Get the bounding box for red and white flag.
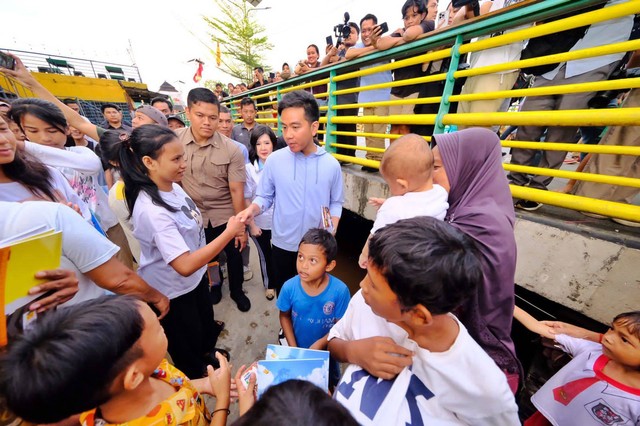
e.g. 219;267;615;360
193;62;203;83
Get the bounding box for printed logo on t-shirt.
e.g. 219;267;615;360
587;400;627;425
336;367;435;424
323;301;335;316
181;197;203;228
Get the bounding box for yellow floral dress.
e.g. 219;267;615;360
80;360;210;426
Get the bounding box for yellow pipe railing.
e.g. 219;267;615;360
451;77;640;103
332;130;431;142
279;78;330;94
460;0;640;55
333;96;442;110
510;186;640;222
330;142;385;154
332;154;381;169
503;164;640;188
443;109;640;127
502;141;640;156
334;48;453;82
457;39;640;80
332;72;446;96
331;114;437;125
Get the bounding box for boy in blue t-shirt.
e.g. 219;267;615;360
277;228;351;354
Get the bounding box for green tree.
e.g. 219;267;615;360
204;0;273;83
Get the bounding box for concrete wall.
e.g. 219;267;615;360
342;167;389;222
514;219;640;324
341;167;640;324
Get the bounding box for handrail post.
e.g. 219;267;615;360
276;85;282;134
324;69;338;153
434;34;464;134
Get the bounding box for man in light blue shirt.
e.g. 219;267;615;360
346;14;393;170
237;90;344;294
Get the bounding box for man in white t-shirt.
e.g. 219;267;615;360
329;217;519;425
0;201;168;315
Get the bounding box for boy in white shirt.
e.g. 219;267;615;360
359;133;448;268
329;217;519;425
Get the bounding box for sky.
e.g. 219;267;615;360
0;0;446;97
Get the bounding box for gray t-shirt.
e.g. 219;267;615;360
133;184;206;299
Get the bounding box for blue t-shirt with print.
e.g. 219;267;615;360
276;274;351;348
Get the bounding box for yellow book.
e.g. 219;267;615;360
0;247;9;346
1;229;62;315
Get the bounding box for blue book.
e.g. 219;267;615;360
257;345;330;397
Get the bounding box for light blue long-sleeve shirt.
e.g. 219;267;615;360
254;145;344;251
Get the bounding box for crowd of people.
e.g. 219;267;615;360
0;0;639;425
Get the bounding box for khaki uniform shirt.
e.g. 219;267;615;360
176;127;245;228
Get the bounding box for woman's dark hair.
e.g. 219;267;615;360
232;380;358;426
9;98;74;146
248;124;278;164
402;0;427;17
282;62;290;70
307;44;320;56
100;125;179;216
0;114;57;201
0;295;145;424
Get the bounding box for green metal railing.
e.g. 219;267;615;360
224;0;640;223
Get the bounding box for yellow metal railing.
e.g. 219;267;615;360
224;0;640;223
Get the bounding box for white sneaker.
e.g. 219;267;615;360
243;266;253;280
612;217;640;228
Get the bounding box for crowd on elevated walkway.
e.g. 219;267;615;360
0;0;639;425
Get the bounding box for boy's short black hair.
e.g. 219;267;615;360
369;216;482;315
240;97;256;109
100;103;121;113
0;296;145;424
232;380;358;426
278;90;320;124
187;87;219;108
613;311;640;340
360;14;378;26
402;0;427;17
62;98;79;106
151;96;173;110
348;22;360;35
299;228;338;263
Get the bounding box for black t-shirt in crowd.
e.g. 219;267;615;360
390;20;435;98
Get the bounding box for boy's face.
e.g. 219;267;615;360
281;107;318;155
360;263;404;322
136;302;168;374
297;243;334;284
602;320;640;369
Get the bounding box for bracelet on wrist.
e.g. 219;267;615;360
211;408;230;416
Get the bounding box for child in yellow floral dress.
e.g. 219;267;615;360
0;295;231;426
